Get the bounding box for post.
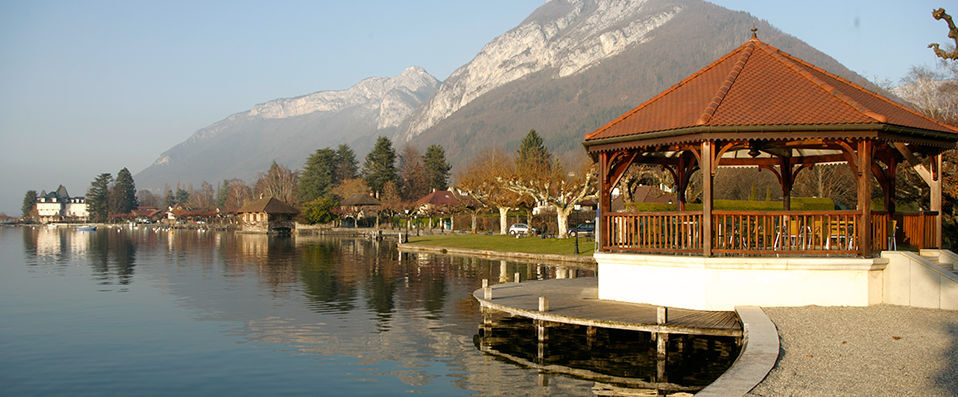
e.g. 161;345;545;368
482;279;488;289
483;287;492;300
858;140;873;256
598;152;612;251
701;141;714;256
536;320;548;342
657;306;668;325
932;153;943;248
538;296;549;312
514;272;520;283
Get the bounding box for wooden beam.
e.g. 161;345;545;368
893;142;935;185
858;141;873;256
701;141;714;257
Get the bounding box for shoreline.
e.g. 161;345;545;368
396;242;597;268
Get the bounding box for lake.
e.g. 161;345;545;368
0;226;736;395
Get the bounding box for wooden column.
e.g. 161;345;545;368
599;152;612;251
857;141;873;256
701;141;714;257
932;153;943;248
780;157;794;211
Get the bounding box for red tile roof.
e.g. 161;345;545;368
585;36;958;142
416;190;461;207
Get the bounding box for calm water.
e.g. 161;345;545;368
1;226;735;396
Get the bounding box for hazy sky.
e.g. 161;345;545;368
0;0;951;215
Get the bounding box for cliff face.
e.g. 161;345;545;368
397;0;681;143
136;67;438;189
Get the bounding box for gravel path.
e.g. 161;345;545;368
747;305;958;397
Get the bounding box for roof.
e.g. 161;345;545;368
584;35;958;145
340;193;380;207
237;197;298;214
632;185;672;204
416;190;460;207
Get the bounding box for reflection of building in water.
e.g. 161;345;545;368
36;229;62;258
238;233;270;260
65;230;89;255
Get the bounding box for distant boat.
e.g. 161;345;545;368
76;226;97;231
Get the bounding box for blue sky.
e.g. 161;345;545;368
0;0;951;214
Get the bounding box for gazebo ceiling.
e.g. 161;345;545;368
584;33;958;151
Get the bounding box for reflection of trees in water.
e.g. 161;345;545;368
87;230;137;286
299;242;356;313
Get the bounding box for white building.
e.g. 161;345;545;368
35;185;88;223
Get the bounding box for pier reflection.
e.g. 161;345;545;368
475;313;739;395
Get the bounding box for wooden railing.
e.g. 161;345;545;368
871;211;938;251
712;210;859;255
602;211;702;253
602;210;938;256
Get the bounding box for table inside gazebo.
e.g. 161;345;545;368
602;210;938;256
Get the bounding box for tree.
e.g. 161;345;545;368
516;129;551;171
224;179;254;211
188;181;215;210
86;173;113;222
137;189;159;209
456;148;525;235
21;190;37;219
334;144;359;183
302;195;339;224
422;144;451;191
398;144;430;200
174;188;189;206
255;161;299;206
331;178;370;201
216;180;229;209
503;155;597;238
930;8;958;60
299;148;337;203
362;136;399;196
110;167;138;215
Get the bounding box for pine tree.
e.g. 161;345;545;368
362;136;399;195
334;144;359;184
110;167;138;215
216;180;229;209
299;148;337;203
516;129;551;171
422;144;451;191
86;173;113;222
21;190;37;219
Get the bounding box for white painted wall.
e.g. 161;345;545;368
881;251;958;310
596;253;886;311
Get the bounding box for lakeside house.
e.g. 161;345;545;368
583;32;958;310
35;185;88;223
237;197;298;234
339;193;381;227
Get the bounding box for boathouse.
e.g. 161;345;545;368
583;32;958;310
237;197;298;234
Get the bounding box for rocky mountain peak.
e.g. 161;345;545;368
397;0;681;142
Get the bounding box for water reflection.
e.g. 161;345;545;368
475;314;740;395
13;227;740;395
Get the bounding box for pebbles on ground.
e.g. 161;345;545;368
747;305;958;396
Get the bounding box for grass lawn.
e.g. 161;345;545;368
406;234;596;256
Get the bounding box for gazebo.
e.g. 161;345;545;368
582;32;958;310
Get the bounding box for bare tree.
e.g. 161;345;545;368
456;148;524;235
503;156;598;238
225;179;253;212
617;163;670;203
255;162;299;206
398;144;431;201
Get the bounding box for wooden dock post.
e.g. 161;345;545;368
657;306;668;325
656;307;668;360
481;279;488;289
514;272;520;283
586;326;596;349
536;320;548;343
538;296;549;312
483;287;492;300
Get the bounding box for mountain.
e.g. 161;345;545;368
135;66;439;190
139;0;880;191
399;0;879;166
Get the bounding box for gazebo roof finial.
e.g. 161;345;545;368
750;26;758;40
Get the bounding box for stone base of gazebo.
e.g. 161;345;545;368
596;253;887;311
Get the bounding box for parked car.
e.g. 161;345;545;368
508;223;538;236
569;222;595;237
